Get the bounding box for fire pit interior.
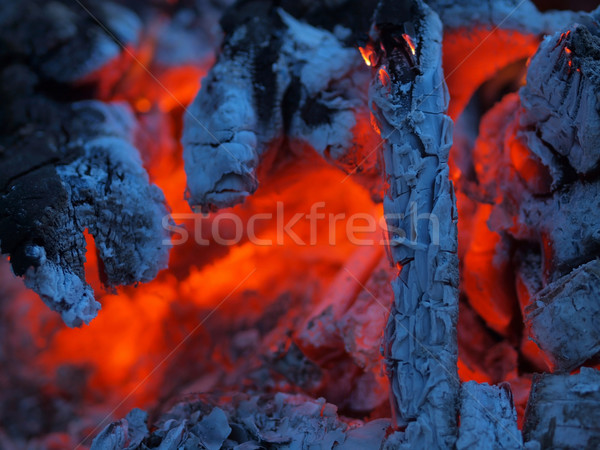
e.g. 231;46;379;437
1;0;600;448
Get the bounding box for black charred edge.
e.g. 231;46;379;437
222;0;380;48
221;6;285;127
370;0;424;85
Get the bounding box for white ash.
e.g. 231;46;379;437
91;408;149;450
182;7;380;211
92;393;391;449
368;0;459;447
56;101;170;287
0;89;170;326
456;382;522;450
278;11;374;161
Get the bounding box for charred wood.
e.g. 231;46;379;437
525;259;600;372
0;65;170;326
456;381;522;450
523;368;600;448
368;0;459;446
92;393;391;449
182;2;383;212
520;25;600;185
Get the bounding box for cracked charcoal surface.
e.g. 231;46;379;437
368;1;459;447
525;259;600;372
520;25;600;183
478;23;600;280
457;382;522;450
91;393;390;449
0;56;170;325
466;19;600;380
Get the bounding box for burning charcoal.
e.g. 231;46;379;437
428;0;598;34
90;408;148;450
368;0;459;446
456;381;522;450
525;259;600;372
297;245;384;358
0;0;141;84
182;3;382;211
97;393;390;449
523;367;600;448
428;0;599;121
520;25;600;183
518;180;600;278
0;66;170;326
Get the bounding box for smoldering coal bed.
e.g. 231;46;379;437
1;0;600;449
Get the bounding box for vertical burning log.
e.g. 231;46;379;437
456;382;522;450
368;0;459;446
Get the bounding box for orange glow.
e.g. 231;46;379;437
37;32;389;417
462;204;516;335
443;27;540;119
40;154;384;415
135;97;152;113
359;46;373;66
378;67;390;87
402;33;416;56
4;17;560;438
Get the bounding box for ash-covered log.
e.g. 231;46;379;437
0;76;170;326
525;259;600;372
523;367;600;448
368;0;459;446
182;1;383;211
0;0;171;326
456;382;522;450
0;0;141;85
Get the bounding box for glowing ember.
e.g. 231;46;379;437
402;33;417;55
2;1;600;447
378;66;390;87
359;46;373;66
